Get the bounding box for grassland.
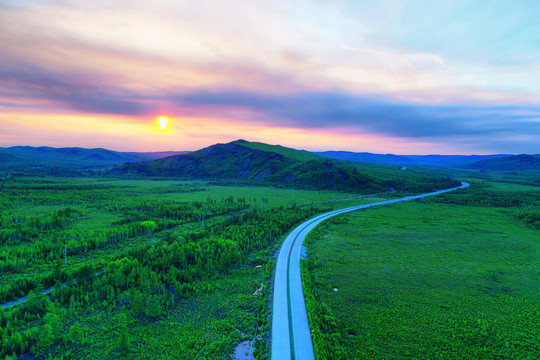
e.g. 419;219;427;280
303;179;539;359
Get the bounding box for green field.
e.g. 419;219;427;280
3;169;537;360
303;180;539;359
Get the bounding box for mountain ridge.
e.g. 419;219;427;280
112;140;461;193
470;154;540;171
0;146;186;172
314;151;510;168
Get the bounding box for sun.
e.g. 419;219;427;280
156;116;170;131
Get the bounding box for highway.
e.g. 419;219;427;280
271;182;469;360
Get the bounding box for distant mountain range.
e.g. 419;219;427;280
0;146;186;172
314;151;509;168
1;142;538;177
470;154;540;171
314;151;540;171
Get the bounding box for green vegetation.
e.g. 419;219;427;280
303;177;539;359
1;175;351;359
113;140;460;193
235;139;320;162
302;256;344;359
0;145;469;360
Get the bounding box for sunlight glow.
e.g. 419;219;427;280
157;116;169;131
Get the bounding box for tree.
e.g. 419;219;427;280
26;290;39;312
38;324;54;355
118;325;130;352
68;322;83;351
131;290;146;319
140;221;157;234
8;332;23;355
45;313;62;343
145;295;162;318
76;263;95;283
53;256;63;278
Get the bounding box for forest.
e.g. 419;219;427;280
0;175;341;359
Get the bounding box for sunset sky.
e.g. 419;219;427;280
1;0;539;154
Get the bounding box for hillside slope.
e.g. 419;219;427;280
113;140;460;193
470;154;540;171
0;146;186;172
315;151;508;168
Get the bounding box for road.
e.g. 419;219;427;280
271;182;469;360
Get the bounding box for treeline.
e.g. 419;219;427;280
427;188;538;208
0;196;252;300
0;177;205;207
0;207;80;246
112;196;249;225
383;176;461;193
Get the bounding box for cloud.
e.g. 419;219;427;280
403;53;445;67
339;46;445;68
0;64;148;115
166;89;540;143
1;0;539;154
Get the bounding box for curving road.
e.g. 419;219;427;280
271;182;469;360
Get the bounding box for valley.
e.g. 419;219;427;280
0;141;538;360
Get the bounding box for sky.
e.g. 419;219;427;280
1;0;539;154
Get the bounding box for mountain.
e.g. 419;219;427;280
112;140;461;193
314;151;509;168
470;154;540;171
314;151;415;165
125;151;188;160
0;146;186;172
113;140;383;192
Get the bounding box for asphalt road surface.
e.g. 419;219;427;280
271;182;469;360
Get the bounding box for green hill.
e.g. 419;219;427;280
237;139;320;162
112;140;460;193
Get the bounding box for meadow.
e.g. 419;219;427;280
303;177;539;359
